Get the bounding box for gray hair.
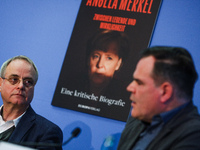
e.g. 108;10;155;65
0;55;39;83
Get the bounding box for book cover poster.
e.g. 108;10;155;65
52;0;162;121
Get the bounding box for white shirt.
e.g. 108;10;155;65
0;105;26;134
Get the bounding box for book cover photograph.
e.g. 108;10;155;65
52;0;162;121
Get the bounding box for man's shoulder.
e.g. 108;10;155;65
168;101;200;127
35;113;60;128
23;106;62;131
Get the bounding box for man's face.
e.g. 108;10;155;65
88;48;122;86
127;56;162;123
0;59;37;108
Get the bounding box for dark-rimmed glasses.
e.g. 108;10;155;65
1;77;35;88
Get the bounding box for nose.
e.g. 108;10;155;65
17;79;25;90
97;57;105;68
127;81;136;94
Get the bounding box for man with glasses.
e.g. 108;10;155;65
0;55;63;150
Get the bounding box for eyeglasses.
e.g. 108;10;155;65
2;77;35;88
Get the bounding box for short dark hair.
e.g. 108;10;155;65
141;46;198;100
86;30;130;66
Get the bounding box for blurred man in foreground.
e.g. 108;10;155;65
117;46;200;150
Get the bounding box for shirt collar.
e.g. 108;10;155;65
0;105;26;127
159;102;189;124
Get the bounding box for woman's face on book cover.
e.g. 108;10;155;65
88;47;122;86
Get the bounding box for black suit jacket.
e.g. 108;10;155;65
8;106;63;150
117;101;200;150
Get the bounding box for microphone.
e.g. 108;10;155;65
18;127;81;148
62;127;81;146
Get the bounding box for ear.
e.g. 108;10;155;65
159;82;173;103
115;58;122;71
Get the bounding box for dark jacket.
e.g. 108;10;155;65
117;101;200;150
8;106;63;150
